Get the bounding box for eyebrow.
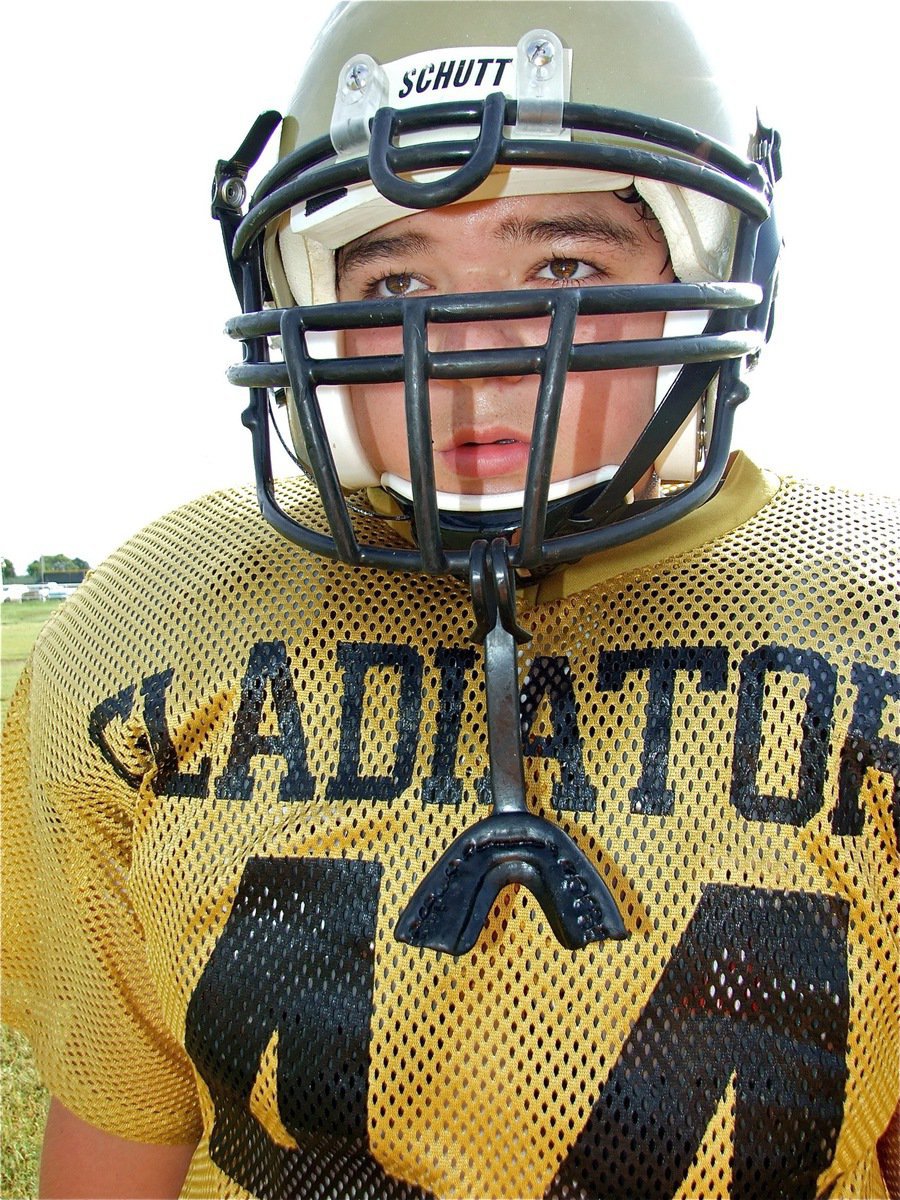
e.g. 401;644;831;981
335;207;643;283
336;232;433;282
494;211;643;250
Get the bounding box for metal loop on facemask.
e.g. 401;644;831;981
368;91;506;208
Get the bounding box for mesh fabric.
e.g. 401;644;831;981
2;457;898;1199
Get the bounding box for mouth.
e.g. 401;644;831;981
437;431;531;483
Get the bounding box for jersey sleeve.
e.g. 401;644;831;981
1;637;201;1145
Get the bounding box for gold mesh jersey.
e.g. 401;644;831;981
2;453;898;1200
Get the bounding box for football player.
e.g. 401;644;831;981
4;3;898;1198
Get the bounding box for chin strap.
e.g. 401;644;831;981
395;537;627;955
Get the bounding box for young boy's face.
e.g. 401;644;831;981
336;190;675;497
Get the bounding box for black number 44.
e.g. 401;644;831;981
186;860;849;1200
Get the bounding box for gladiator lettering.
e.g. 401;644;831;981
91;640;890;833
597;646;729;816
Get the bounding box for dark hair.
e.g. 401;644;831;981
614;185;673;276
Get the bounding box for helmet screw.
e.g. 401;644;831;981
525;38;555;68
345;61;370;92
220;177;246;208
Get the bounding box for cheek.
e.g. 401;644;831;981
342;328;408;475
342;325;404;365
347;383;409;477
573;309;667;346
554;370;656;471
557;311;666;474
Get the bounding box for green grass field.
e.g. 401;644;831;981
0;1027;46;1199
2;601;62;1198
1;601;63;722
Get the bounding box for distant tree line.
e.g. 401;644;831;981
2;554;90;583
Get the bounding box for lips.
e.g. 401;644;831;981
436;428;531;481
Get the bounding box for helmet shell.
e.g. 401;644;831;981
280;1;750;157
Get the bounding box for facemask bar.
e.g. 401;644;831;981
229;275;763;576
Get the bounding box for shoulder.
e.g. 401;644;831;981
20;480;319;707
735;473;900;587
766;471;900;531
91;481;287;595
532;458;900;607
53;479;318;632
27;479;468;704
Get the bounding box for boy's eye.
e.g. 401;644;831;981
375;273;427;298
537;258;597;282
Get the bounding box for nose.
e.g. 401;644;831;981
429;311;547;352
427;313;549;386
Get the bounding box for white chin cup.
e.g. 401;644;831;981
382;464;630;514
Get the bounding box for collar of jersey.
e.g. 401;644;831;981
519;452;780;608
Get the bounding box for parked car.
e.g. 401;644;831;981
21;586;51;602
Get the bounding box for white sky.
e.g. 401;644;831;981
1;1;896;575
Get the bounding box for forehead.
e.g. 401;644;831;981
339;189;656;255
